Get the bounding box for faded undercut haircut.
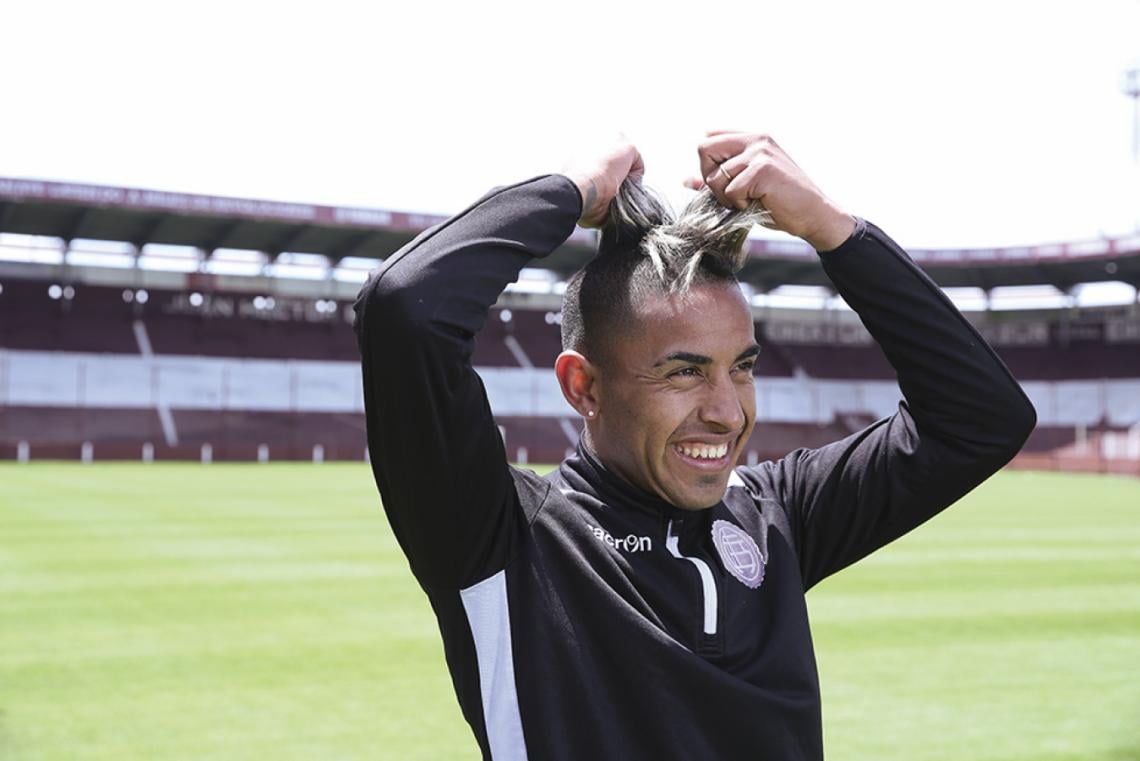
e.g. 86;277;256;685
560;180;770;363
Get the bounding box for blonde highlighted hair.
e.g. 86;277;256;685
561;179;767;360
603;180;771;294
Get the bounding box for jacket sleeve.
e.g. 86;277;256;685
353;174;582;591
741;219;1037;590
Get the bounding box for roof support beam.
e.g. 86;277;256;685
327;231;380;262
201;219;246;256
130;214;169;250
265;225;313;260
64;207;94;242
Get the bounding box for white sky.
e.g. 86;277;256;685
1;0;1138;249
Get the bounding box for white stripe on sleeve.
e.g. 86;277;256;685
460;570;529;760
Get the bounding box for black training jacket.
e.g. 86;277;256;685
353;174;1036;760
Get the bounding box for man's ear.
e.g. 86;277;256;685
555;350;599;419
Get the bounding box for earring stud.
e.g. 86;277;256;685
587;410;595;418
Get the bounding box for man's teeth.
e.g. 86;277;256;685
677;443;729;460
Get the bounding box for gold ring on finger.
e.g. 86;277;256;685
717;164;733;182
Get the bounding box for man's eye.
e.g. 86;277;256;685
735;360;757;373
671;367;701;379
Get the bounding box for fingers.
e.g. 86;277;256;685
627;143;646;182
697;133;787;209
724;161;769;210
696;132;771;195
630;159;646;182
701;151;755;209
697;133;748;182
689;132;844;243
701;160;733;202
564;135;645;228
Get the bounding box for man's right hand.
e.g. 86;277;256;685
562;136;644;228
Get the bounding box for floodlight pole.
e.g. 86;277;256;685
1123;67;1140;232
1124;67;1140;163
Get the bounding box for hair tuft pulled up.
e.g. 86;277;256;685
600;180;771;295
560;178;767;359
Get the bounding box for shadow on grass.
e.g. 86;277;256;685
0;708;20;761
1009;745;1140;761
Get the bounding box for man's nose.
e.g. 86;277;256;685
698;375;746;432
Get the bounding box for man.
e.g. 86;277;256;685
354;132;1036;760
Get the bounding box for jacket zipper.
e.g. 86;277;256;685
665;519;719;645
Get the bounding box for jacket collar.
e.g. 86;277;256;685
558;438;710;523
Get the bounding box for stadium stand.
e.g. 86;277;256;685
0;278;137;353
775;344;895;380
2;177;1139;475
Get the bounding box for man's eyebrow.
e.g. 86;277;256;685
654;351;711;367
736;344;762;362
653;345;761;367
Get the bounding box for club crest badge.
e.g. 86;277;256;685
711;520;765;589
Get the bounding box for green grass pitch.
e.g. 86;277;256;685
0;463;1137;760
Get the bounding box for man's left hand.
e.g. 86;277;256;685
685;132;855;252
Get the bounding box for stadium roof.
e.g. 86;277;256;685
2;176;1138;292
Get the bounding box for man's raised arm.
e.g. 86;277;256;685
772;220;1036;589
698;132;1037;589
353;141;641;591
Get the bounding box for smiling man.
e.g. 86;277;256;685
354;133;1036;760
554;175;769;512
